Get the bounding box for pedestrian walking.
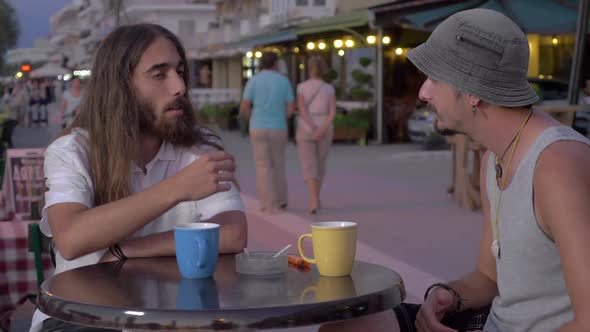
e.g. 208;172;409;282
29;80;47;126
240;51;295;213
296;56;336;214
9;80;28;126
59;77;83;128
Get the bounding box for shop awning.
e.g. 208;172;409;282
371;0;584;34
220;11;371;50
295;11;370;35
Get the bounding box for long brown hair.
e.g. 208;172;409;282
62;24;219;206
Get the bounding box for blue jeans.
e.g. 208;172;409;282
394;303;491;332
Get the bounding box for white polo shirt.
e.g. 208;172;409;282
30;128;244;332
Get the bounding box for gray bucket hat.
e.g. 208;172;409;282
407;8;538;107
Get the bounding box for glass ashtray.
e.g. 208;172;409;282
235;251;288;277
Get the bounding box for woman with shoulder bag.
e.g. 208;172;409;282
296;56;336;214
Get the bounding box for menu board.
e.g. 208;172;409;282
3;148;45;221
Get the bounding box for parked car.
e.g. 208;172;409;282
407;77;589;143
407;105;435;143
529;77;589;136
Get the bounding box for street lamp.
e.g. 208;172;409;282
306;42;315;50
246;51;253;58
382;36;391;45
345;40;354;48
318;42;326;50
333;39;343;48
255;51;262;58
367;35;377;45
338;50;345;57
395;48;403;55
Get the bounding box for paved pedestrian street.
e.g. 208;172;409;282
10;125;484;332
218;130;483;302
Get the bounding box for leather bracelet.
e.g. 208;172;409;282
424;283;464;312
109;244;127;261
108;246;121;260
113;243;127;260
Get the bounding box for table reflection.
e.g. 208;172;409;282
40;255;404;330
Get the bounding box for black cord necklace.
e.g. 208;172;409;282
494;135;517;183
494;109;533;184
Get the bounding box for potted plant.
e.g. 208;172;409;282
201;103;233;130
333;108;371;145
337;56;373;111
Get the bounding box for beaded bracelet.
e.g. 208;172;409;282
424;283;465;312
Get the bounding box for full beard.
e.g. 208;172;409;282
138;96;196;146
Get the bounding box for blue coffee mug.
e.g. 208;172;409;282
174;223;220;279
176;277;220;310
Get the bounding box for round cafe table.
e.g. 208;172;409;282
38;255;405;331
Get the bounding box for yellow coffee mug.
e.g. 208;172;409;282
297;221;357;277
300;276;356;303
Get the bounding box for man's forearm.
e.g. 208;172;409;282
240;100;251;119
119;230;176;259
447;270;498;311
56;179;179;260
107;210;247;261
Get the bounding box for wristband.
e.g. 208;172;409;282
424;283;464;312
109;243;127;261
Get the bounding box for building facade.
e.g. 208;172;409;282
5;38;52;66
49;0;217;74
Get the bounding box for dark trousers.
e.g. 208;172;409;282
40;318;120;332
394;303;491;332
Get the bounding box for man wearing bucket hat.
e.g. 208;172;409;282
320;8;590;332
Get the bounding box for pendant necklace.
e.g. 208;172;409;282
492;108;533;259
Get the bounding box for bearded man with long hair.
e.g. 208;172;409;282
30;24;247;332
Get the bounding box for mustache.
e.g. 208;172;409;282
427;103;458;136
163;96;191;111
425;103;437;114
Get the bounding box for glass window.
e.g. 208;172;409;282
296;0;308;6
313;0;326;5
